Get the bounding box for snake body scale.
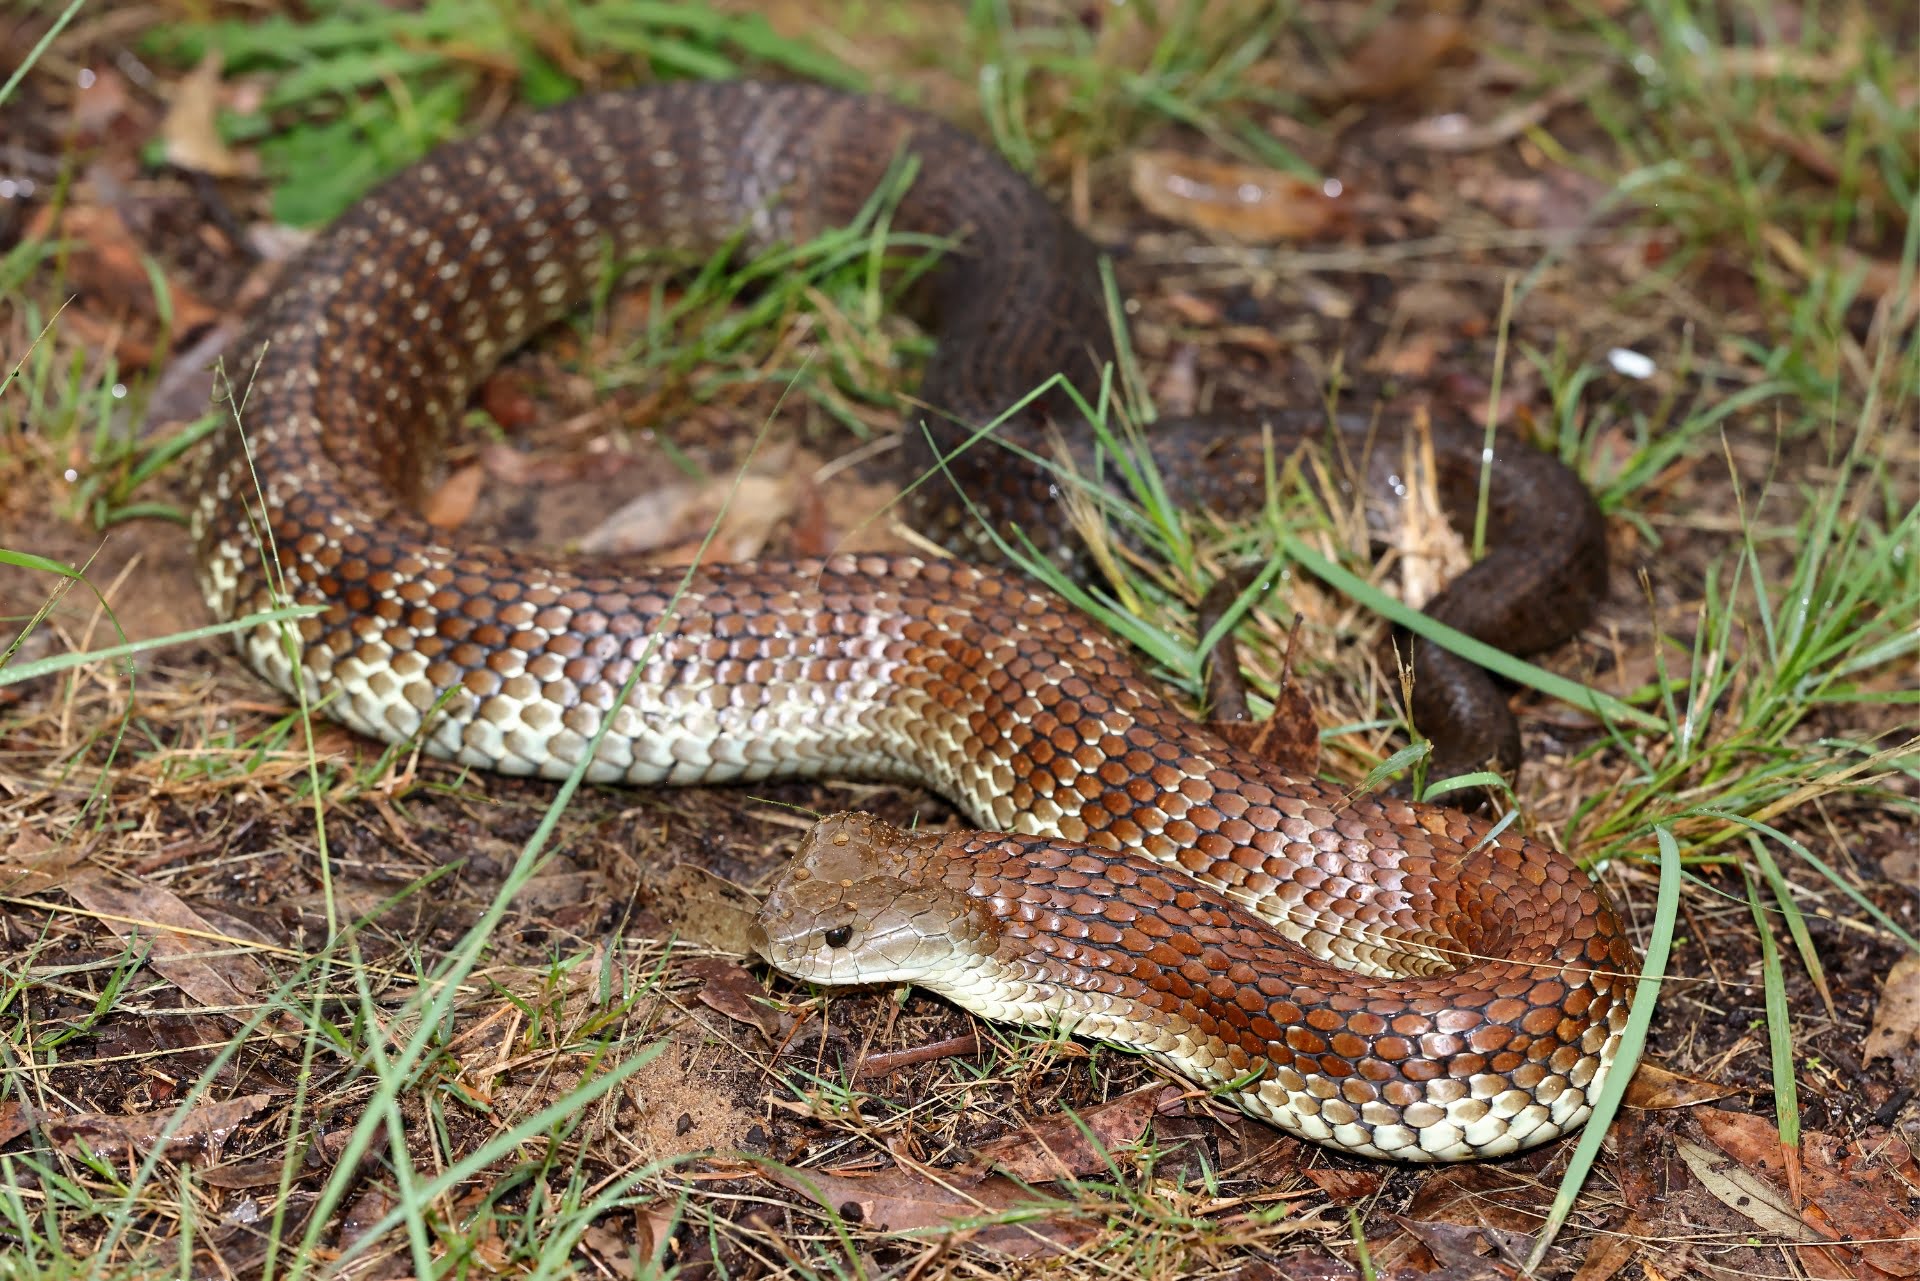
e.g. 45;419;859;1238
194;80;1635;1162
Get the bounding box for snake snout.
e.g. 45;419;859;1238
757;815;993;987
757;873;968;986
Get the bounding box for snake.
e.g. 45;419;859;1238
192;80;1635;1162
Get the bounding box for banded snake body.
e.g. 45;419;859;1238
193;80;1636;1162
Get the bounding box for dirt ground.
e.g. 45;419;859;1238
2;3;1916;1280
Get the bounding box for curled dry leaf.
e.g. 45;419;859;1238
1130;151;1349;244
580;467;803;563
683;956;784;1041
163;53;258;179
1622;1060;1744;1110
422;462;486;529
34;1093;272;1163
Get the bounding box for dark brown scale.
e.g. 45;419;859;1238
193;82;1634;1159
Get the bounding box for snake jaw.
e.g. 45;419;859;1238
754;812;1003;986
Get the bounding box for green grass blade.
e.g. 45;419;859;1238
1524;825;1679;1275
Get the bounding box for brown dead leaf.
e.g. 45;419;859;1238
581;1222;637;1275
1696;1110;1920;1277
1130;151;1349;243
1404;1161;1550;1234
1362;1153;1555;1276
1153;343;1201;417
683;956;783;1041
423;462;486;529
1394;1214;1536;1275
0;1100;29;1146
71;65;136;136
1161;292;1225;326
1376;330;1445;379
760;1162;1098;1257
1864;953;1920;1070
1216;1113;1309;1183
630;1202;683;1271
1238;1252;1358;1281
0;827;85;894
337;1184;397;1259
1298;1166;1383;1203
163;53;258;178
20;205;220;361
1209;679;1320;776
579;443;805;563
1693;1109;1799;1191
449;1187;512;1270
1883;841;1919;886
1463;172;1594;233
967;1083;1178;1184
1785;1132;1920;1278
1674;1136;1846;1274
1623;1060;1744;1110
789;469;911;558
1884;1131;1920;1194
1326;12;1469;101
1202;580;1321;776
509;870;608;931
64;871;291;1032
1568;1219;1642;1281
35;1092;272;1163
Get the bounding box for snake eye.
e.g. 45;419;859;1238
823;924;852;949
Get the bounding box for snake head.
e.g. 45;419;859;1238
751;812;1000;988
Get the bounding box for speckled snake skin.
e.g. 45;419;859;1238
193;81;1634;1161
